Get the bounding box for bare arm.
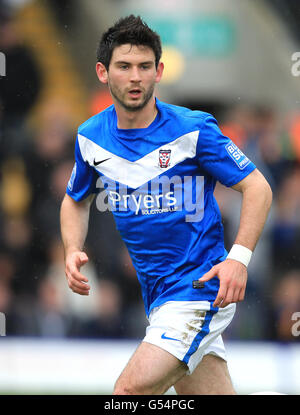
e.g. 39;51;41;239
199;168;272;308
230;168;273;251
60;193;95;295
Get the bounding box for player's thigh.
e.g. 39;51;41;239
174;353;236;395
114;341;188;395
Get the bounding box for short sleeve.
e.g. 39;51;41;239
196;115;256;187
66;134;99;201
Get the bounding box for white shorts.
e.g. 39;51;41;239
143;300;236;375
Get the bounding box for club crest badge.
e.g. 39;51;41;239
159;149;171;168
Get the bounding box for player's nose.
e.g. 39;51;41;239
130;66;142;82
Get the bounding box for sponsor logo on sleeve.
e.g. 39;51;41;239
67;162;77;191
225;141;250;170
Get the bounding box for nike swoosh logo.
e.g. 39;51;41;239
161;332;181;342
93;157;111;166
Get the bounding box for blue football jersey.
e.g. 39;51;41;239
66;98;256;316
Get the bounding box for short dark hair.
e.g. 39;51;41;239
96;15;162;70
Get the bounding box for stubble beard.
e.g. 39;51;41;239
108;81;155;112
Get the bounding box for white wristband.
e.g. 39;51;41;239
227;244;252;267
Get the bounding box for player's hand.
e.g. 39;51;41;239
198;259;248;308
64;251;90;295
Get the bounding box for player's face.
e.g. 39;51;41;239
98;44;163;112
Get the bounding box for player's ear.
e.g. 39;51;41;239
155;61;164;83
96;62;109;84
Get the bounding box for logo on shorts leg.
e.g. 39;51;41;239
161;332;180;342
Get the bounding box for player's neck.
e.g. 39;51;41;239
115;97;157;130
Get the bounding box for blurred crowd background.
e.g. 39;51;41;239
0;0;300;344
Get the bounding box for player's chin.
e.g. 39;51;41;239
126;100;144;110
124;95;146;109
